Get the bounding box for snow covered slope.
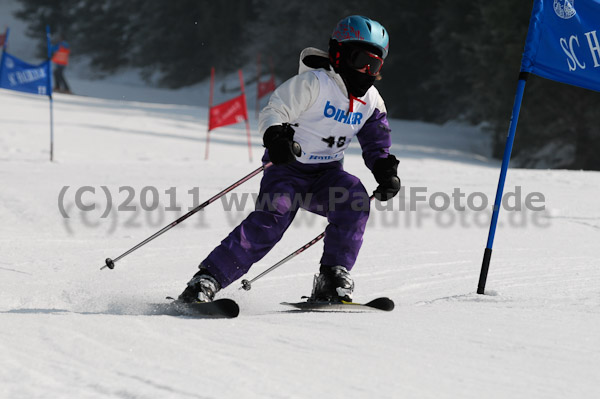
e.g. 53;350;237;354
1;84;599;399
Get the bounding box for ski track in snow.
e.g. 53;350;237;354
1;72;600;399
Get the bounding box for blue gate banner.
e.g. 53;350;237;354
522;0;600;91
0;52;52;96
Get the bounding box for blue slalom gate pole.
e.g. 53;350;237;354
477;72;529;295
46;25;54;162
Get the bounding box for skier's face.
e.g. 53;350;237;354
336;42;382;97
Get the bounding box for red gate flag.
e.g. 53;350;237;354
205;68;253;162
257;76;276;99
208;93;248;131
0;27;7;47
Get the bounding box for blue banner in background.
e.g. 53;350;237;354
0;52;52;96
522;0;600;91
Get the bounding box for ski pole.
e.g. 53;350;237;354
240;195;375;290
240;229;325;291
102;162;273;270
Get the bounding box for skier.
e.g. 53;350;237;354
51;35;71;94
179;15;400;303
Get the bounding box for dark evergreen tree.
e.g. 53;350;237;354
14;0;79;58
14;0;256;86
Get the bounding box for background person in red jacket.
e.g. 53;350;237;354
51;35;71;94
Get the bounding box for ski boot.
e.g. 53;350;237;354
310;265;354;302
178;267;220;303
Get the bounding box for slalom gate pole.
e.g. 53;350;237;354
238;69;253;162
240;195;374;291
46;25;54;162
477;72;529;294
102;162;273;270
255;54;261;119
205;67;215;160
49;94;54;161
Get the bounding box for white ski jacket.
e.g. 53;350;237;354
259;47;392;170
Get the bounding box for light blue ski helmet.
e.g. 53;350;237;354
331;15;389;59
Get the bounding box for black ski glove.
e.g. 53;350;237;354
372;155;401;201
263;124;301;165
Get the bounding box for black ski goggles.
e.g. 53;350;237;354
347;48;384;76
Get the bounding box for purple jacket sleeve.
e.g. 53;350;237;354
356;108;392;171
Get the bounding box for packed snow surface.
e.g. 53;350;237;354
1;75;599;398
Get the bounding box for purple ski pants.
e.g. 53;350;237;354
201;160;370;288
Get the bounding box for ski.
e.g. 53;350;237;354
281;297;394;312
149;298;240;318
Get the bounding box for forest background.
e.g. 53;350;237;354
13;0;600;170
